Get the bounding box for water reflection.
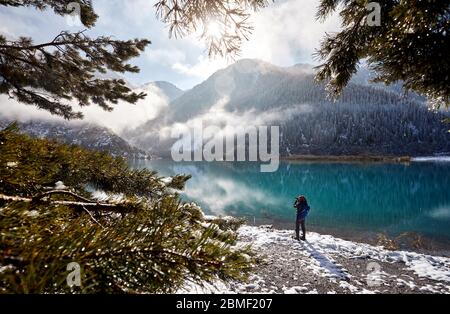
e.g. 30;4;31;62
132;160;450;242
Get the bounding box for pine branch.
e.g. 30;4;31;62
0;193;134;212
32;190;95;203
92;246;224;268
0;0;98;28
315;0;450;105
155;0;271;57
0;118;254;294
0;31;150;119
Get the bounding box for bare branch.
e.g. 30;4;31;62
82;205;105;229
0;193;134;213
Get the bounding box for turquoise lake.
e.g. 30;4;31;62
132;159;450;247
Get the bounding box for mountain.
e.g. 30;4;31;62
125;59;450;157
140;81;184;101
0;80;184;158
0;119;149;158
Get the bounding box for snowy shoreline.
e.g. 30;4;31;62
179;224;450;294
411;156;450;162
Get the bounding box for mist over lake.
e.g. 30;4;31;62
133;159;450;245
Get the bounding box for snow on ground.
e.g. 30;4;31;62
178;225;450;294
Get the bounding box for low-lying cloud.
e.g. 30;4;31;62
0;84;170;134
159;97;313;142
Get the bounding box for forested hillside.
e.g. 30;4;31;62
124;59;449;157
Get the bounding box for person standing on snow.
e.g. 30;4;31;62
294;195;310;241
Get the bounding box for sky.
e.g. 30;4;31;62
0;0;341;131
0;0;341;90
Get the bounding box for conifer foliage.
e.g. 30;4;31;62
315;0;450;107
155;0;271;57
0;125;254;293
0;0;150;119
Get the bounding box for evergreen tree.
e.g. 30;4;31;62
0;0;150;119
0;1;256;294
0;124;254;293
314;0;449;107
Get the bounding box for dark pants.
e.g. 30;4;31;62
295;219;306;240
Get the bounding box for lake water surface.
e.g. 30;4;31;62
132;159;450;249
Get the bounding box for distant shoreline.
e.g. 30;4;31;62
282;155;411;163
137;154;450;163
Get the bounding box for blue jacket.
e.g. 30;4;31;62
295;202;310;220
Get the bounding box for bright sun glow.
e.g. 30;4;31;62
205;20;224;39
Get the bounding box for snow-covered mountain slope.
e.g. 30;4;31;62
0;119;149;158
0;80;184;158
125;59;450;157
141;81;184;101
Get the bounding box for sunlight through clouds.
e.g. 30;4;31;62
0;0;341;89
167;0;341;82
